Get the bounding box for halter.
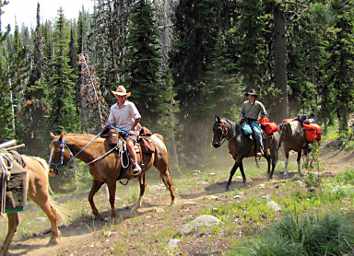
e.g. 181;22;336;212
48;131;103;171
215;119;236;146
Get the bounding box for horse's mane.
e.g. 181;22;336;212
65;133;105;143
222;117;240;134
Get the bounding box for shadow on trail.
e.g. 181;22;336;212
179;172;298;200
7;205;153;256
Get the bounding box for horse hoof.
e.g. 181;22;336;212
94;214;103;221
48;237;60;246
0;248;7;256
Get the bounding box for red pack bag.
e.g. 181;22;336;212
259;117;279;136
303;123;322;142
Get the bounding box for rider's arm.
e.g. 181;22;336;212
240;103;246;121
106;105;115;126
258;101;268;117
130;102;142;131
132;118;141;131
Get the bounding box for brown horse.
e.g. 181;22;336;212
48;132;175;219
1;155;61;256
279;119;309;176
212;116;280;190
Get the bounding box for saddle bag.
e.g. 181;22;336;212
303;123;322;143
259;117;279;136
0;154;27;214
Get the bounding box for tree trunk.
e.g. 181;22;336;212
337;106;348;138
271;4;288;122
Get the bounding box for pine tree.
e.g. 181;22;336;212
0;0;13;138
5;24;30;139
49;8;79;131
27;2;44;93
124;0;163;127
325;0;354;136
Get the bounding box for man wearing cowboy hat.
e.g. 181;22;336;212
106;85;142;175
240;88;268;156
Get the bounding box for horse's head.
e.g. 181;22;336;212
212;115;233;148
48;132;74;174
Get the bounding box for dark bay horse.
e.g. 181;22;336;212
212;116;280;190
1;155;61;256
48;132;175;219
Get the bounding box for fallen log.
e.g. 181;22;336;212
0;140;17;149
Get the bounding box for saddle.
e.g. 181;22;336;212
105;126;155;182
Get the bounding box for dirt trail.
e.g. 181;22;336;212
4;148;354;256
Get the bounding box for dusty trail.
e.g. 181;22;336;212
2;148;353;256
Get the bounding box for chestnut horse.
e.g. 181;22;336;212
1;155;61;256
48;132;175;219
212;116;280;190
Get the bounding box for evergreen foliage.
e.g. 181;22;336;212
48;8;79;131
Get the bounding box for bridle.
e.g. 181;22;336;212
48;132;103;172
214;119;235;146
48;137;75;171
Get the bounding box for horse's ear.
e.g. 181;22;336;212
215;115;221;123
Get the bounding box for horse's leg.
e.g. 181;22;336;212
131;173;147;212
154;152;176;206
160;167;176;206
265;155;271;175
239;160;246;184
297;151;303;176
269;149;278;180
37;200;61;245
88;180;104;218
226;161;239;191
284;149;289;177
0;213;19;256
106;181;117;219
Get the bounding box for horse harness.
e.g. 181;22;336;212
49;128;156;184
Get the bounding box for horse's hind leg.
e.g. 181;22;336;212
226;161;239;191
269;150;278;180
0;213;19;256
297;151;303;176
284;149;289;177
160;168;176;206
88;180;104;218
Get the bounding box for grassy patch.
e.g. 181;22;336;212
229;212;354;256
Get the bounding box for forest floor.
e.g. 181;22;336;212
1;144;353;256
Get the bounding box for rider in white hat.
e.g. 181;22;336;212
106;85;142;175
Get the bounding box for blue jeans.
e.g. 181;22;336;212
241;121;264;150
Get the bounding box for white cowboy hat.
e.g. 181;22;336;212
111;85;131;97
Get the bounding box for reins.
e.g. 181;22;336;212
48;131;104;169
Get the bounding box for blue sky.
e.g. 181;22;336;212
2;0;94;29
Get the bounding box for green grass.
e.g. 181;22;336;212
229;212;354;256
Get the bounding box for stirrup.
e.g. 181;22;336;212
131;164;142;176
